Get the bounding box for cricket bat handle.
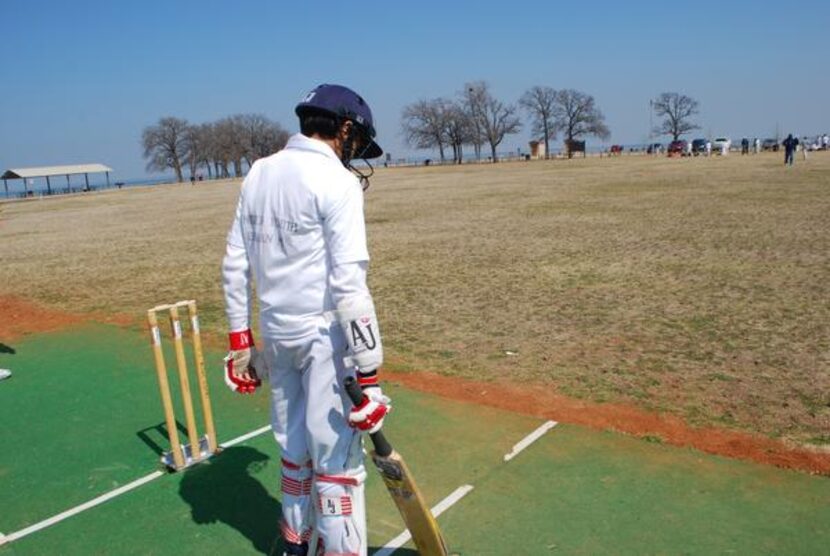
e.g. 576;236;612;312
344;376;393;457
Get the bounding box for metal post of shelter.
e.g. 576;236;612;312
66;174;70;193
84;173;89;191
106;171;110;187
46;175;52;195
3;178;7;198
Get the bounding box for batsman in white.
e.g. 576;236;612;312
221;84;390;556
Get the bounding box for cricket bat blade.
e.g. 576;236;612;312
344;377;449;556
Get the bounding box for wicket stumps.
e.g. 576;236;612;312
147;300;218;471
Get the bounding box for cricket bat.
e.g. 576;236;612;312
344;376;448;556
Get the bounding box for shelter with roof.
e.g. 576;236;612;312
2;164;113;197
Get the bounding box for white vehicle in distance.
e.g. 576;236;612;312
712;137;732;154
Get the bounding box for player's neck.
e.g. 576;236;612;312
307;133;343;159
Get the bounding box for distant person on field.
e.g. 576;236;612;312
801;137;809;160
782;134;797;165
741;138;749;155
754;137;760;154
705;140;712;157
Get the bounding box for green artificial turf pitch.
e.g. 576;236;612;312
1;325;828;554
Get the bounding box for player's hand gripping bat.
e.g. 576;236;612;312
344;376;449;556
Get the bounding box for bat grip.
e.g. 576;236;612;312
344;376;393;458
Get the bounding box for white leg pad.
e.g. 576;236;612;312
281;458;314;546
314;470;367;556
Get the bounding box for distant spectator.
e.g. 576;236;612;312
705;140;712;157
823;133;829;150
754;137;760;154
741;138;749;155
782;134;797;165
801;137;809;161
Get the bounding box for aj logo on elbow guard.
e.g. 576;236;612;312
349;320;377;350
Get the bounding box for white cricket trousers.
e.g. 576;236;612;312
264;322;367;555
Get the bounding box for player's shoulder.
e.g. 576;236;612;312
288;149;360;196
249;151;284;174
240;149;293;191
242;154;273;185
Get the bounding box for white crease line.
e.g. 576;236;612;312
503;420;557;462
0;424;272;546
374;484;474;556
220;424;272;448
0;470;164;546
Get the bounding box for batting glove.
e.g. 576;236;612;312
223;329;263;394
348;371;391;434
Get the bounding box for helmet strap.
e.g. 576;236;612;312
348;157;374;191
339;119;374;191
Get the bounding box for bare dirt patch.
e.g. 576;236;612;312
0;295;132;342
0;295;84;341
385;369;830;476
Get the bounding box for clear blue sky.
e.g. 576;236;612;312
2;0;828;180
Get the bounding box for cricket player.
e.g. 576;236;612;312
221;84;389;556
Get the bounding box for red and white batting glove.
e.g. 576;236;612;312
348;370;391;434
223;329;263;394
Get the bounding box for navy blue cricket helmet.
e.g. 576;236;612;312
295;84;383;159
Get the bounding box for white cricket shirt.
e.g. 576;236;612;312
224;133;370;339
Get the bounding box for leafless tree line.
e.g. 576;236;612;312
401;81;522;164
402;81;611;162
402;83;704;161
142;114;289;182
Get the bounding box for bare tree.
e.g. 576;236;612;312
194;123;215;179
214;117;247;177
200;122;227;178
652;92;700;140
551;89;610;158
236;114;290;167
520;86;558;159
461;81;488;160
444;101;474;164
401;99;450;162
464;81;521;162
183;124;209;180
261;121;290;159
142;117;190;182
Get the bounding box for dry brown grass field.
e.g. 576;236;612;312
1;151;828;445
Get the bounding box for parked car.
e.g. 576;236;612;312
667;140;686;155
761;138;779;152
691;138;708;155
712;137;732;154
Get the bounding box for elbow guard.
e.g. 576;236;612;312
337;296;383;373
